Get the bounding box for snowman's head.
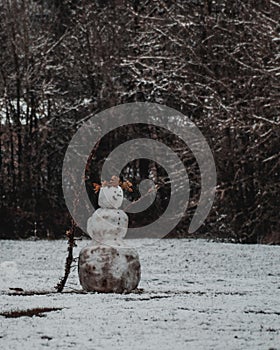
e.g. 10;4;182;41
98;185;123;209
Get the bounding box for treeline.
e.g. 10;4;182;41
0;0;279;243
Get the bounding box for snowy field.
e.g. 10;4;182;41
0;239;280;350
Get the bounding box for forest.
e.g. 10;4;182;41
0;0;279;244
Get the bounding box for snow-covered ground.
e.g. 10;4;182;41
0;239;279;350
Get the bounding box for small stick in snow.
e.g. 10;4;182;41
55;220;76;293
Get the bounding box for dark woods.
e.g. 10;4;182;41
0;0;279;244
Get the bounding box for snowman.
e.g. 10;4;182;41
78;176;141;293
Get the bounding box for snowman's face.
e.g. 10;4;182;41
98;186;123;209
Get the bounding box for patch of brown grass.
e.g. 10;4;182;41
0;307;62;318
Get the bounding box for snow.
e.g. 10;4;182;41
0;239;280;350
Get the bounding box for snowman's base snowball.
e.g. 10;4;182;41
78;244;141;293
